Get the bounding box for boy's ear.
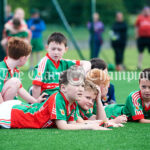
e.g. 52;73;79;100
19;56;25;61
65;47;68;53
60;84;66;93
45;44;48;50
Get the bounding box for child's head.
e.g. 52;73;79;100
59;66;85;102
78;80;98;111
90;58;108;73
86;69;110;98
139;68;150;100
12;18;21;29
14;8;25;20
8;37;32;66
47;32;68;62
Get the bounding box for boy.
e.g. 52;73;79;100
0;37;46;104
32;32;91;98
90;58;116;105
0;66;108;130
77;69;123;127
105;68;150;123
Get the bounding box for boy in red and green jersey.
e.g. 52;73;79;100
32;32;91;98
105;90;150;121
0;91;78;128
32;53;80;96
104;68;150;123
0;37;46;104
0;67;107;130
0;57;20;92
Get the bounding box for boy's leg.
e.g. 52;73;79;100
1;78;21;101
0;100;22;128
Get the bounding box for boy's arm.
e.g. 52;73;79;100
32;85;41;98
80;60;91;73
139;119;150;123
95;87;108;121
18;87;46;103
55;120;109;130
0;93;3;104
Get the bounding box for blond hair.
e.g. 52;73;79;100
84;79;98;95
86;69;110;87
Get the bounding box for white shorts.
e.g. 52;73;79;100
0;100;22;128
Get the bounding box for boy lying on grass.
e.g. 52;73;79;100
104;68;150;123
0;66;109;130
77;69;124;127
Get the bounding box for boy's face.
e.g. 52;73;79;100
17;55;30;67
78;90;96;111
62;82;84;102
139;79;150;100
47;41;67;62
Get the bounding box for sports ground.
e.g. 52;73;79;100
0;47;150;150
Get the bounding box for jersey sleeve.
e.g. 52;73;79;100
0;69;5;92
48;93;67;121
32;57;47;86
64;59;80;69
125;93;144;120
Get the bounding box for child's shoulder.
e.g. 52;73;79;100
127;90;140;100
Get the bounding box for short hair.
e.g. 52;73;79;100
86;69;110;87
47;32;67;47
84;79;98;96
140;68;150;81
59;71;69;87
12;18;21;29
8;37;32;60
90;58;107;70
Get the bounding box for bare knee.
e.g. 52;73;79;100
5;78;21;89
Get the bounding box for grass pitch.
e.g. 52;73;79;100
0;48;150;150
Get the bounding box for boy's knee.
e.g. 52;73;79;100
8;78;21;88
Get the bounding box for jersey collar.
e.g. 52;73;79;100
139;90;150;111
3;57;19;77
60;91;76;116
46;53;60;69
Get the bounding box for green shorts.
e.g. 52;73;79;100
31;37;44;52
104;104;124;119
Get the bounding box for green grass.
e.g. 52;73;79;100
1;49;150;150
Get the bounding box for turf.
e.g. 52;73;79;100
0;49;150;150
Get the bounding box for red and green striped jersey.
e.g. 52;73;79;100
32;53;80;95
122;90;150;120
11;91;79;128
77;105;93;120
0;57;20;93
105;90;150;121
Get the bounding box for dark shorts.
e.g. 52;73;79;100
137;37;150;53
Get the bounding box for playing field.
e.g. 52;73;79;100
0;48;150;150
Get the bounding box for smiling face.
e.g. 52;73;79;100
139;79;150;101
78;90;96;111
47;41;67;62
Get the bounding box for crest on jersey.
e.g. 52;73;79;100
60;109;65;115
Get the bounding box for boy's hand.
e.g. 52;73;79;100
95;85;101;102
104;121;124;128
37;93;49;103
91;124;111;130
